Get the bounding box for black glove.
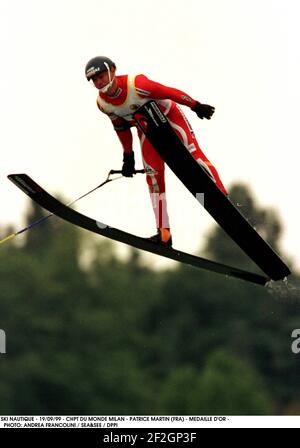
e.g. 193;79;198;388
192;101;215;120
122;152;135;177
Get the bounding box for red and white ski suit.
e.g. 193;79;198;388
96;74;227;229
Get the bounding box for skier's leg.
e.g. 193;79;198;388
139;130;172;245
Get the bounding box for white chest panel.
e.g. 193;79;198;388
97;75;171;121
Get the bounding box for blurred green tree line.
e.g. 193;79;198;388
0;183;299;415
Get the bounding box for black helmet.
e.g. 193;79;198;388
85;56;116;80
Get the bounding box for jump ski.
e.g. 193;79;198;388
8;174;269;286
134;101;291;281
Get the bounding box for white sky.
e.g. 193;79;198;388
1;0;299;272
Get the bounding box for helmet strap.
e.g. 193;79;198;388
98;62;115;93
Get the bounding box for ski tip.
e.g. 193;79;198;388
8;174;43;196
8;173;21;181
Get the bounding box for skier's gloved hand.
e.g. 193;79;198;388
122;151;135;177
192;102;215;120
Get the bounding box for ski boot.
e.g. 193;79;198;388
148;228;173;247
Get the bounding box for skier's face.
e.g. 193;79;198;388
91;67;116;92
92;71;109;89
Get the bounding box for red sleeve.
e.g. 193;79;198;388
110;116;133;153
98;110;133;153
116;128;133;153
96;98;133;153
135;74;197;108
